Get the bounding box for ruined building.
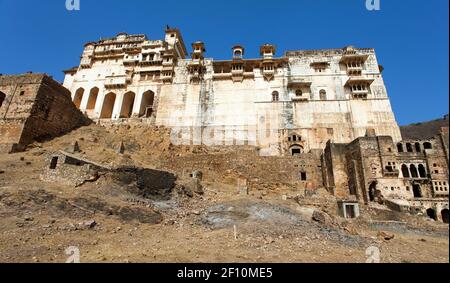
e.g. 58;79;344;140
323;128;449;223
62;27;401;156
0;74;89;153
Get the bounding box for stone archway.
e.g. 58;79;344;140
86;87;99;110
426;208;437;221
100;92;116;119
139;90;155;118
410;164;419;178
401;164;410;178
0;91;5;108
413;184;422;198
418;164;427;178
73;88;84;109
441;209;449;224
368;182;377;202
120;91;136;118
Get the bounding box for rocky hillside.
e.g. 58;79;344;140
400;115;449;140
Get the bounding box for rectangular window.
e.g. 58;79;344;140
50;157;58;169
300;172;307;181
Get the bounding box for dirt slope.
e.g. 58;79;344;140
0;124;448;263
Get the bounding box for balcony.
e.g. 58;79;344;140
80;57;92;68
123;57;139;65
340;54;369;64
345;78;374;99
292;96;309;102
104;75;127;88
433;187;449;197
347;66;363;76
212;73;232;80
383;168;400;178
351;90;369;99
137;65;162;72
162;60;173;66
139;59;162;67
190;71;201;82
123;45;141;53
143;40;164;48
288;77;312;90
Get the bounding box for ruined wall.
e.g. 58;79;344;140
0;74;90;153
21;75;89;145
159;148;323;192
323;141;349;198
324;132;449;218
41;151;103;186
0;74;43;152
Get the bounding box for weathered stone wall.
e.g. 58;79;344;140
0;74;90;153
324;130;449;222
323;141;349;198
41;151;104;186
159;148;323;192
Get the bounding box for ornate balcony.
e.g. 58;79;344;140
104;75;127;88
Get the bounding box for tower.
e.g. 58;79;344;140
188;41;206;82
260;44;276;81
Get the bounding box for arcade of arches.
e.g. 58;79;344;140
72;87;155;119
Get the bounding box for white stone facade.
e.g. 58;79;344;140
63;28;402;156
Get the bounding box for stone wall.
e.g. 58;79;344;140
323;130;449;222
41;151;106;186
159;148;323;192
0;74;90;153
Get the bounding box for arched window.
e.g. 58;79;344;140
406;143;413;152
319;90;327;100
410;164;419;178
415;142;421;153
139;90;155;118
423;142;432;150
418;164;427;178
290;145;303;156
272;91;279;102
295;89;303;97
426;208;436;220
397;143;404;153
0;91;5;108
401;164;410;178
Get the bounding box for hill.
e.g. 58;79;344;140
400;115;449;140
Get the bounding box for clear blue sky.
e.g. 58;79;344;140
0;0;448;125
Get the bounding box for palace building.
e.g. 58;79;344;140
62;27;401;156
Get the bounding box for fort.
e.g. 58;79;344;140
0;27;448;224
62;27;401;156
